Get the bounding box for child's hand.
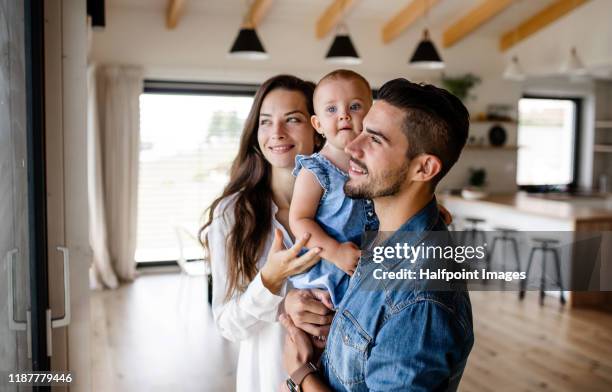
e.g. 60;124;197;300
330;242;361;276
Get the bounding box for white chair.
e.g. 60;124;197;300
175;226;213;314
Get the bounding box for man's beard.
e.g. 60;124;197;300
344;161;411;200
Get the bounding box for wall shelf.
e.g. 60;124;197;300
595;120;612;129
464;145;519;151
594;144;612;153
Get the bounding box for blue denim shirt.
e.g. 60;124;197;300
320;198;474;391
289;153;379;306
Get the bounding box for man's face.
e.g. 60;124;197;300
344;100;412;199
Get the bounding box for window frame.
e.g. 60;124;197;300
137;80;258;266
517;94;582;192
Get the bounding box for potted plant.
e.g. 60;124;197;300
441;73;481;102
461;168;488;200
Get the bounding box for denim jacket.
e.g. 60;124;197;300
320;198;474;391
289;153;378;306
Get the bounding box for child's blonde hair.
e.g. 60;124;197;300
314;69;372;103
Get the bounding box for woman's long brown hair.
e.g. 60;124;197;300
199;75;321;301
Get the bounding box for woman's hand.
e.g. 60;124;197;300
438;203;453;225
261;229;322;294
284;289;334;338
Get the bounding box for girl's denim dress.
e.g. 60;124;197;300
289;153;379;307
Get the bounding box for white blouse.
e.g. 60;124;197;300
208;194;293;392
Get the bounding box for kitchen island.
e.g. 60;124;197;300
439;192;612;312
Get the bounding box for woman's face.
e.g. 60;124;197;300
257;89;316;169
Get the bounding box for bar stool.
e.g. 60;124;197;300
461;217;487;247
519;238;565;305
460;218;488;276
487;227;521;275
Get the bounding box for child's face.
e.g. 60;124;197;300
312;78;372;150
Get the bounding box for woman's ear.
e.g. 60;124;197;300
414;154;442;182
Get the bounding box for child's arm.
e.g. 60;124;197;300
289;170;360;275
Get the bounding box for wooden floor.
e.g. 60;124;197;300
461;291;612;392
91;271;612;392
91;267;238;392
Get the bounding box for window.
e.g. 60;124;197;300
516;97;580;188
136;89;254;262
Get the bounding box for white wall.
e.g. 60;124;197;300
90;4;535;193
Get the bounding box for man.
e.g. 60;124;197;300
281;78;474;391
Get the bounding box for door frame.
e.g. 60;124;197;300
24;0;51;372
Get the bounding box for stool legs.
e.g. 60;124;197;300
519;245;565;306
483;237;501;284
519;247;537;300
540;250;547;305
486;237;499;267
552;250;566;305
510;238;522;273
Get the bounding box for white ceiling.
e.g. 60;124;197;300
106;0;560;38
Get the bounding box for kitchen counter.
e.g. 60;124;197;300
440;192;612;226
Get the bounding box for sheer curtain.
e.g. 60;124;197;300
88;64;143;289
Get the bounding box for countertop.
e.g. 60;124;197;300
439;192;612;222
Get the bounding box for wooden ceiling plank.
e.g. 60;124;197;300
246;0;275;28
443;0;516;48
316;0;357;39
166;0;186;30
499;0;590;51
381;0;441;44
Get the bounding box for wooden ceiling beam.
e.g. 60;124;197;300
166;0;186;29
316;0;357;39
499;0;590;51
443;0;516;48
381;0;441;44
244;0;275;28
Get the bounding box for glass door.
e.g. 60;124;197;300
1;1;49;389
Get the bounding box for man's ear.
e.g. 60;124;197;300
413;154;442;182
311;115;324;135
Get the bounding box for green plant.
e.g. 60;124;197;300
468;168;486;187
441;73;481;101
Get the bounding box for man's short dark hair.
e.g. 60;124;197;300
376;78;469;187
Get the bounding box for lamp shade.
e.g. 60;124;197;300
325;34;361;64
503;56;525;81
229;28;268;60
409;29;444;69
561;47;587;75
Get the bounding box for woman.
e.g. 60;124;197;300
200;75;331;392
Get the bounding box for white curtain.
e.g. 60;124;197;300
88;64;143;289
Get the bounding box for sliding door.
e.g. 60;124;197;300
1;1;90;391
1;0;49;389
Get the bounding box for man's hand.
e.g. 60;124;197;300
284;289;334;337
329;242;361;276
281;314;315;375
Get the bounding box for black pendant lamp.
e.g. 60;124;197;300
229;1;267;60
409;28;444;69
229;26;268;60
325;23;361;64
